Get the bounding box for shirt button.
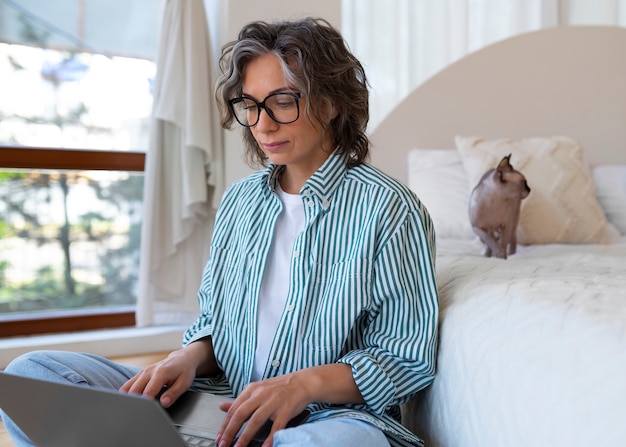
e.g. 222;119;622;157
302;190;311;197
321;199;330;210
271;359;281;368
307;200;315;208
286;305;295;312
293;250;300;258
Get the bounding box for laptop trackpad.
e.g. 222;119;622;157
167;390;233;437
167;390;310;444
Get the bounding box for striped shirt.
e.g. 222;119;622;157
183;150;439;447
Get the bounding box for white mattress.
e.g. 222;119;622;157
403;239;626;447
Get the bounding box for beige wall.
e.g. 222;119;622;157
207;0;342;185
221;0;341;41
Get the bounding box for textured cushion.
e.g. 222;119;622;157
593;165;626;235
455;136;620;245
408;149;475;240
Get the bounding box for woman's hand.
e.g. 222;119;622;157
216;373;309;447
119;338;218;408
216;363;363;447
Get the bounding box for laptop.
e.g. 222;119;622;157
0;371;309;447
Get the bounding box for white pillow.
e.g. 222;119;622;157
455;135;620;245
593;165;626;235
408;149;475;240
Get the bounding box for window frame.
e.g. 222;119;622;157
0;146;145;336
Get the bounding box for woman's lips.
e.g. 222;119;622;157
262;141;287;152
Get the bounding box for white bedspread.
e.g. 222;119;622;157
403;239;626;447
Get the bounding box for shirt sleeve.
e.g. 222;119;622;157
338;202;439;415
181;181;240;347
182;265;215;346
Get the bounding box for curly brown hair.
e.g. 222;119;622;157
215;17;370;168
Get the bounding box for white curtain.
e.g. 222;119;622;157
342;0;626;131
136;0;223;327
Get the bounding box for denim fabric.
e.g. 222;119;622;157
273;417;391;446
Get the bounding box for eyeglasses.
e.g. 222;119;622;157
229;92;302;127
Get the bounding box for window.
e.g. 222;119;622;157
0;0;165;336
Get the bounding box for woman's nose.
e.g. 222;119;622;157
255;108;278;132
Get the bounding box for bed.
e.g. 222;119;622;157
369;26;626;446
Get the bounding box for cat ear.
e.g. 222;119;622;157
496;154;513;174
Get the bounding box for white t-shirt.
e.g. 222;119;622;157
251;186;305;382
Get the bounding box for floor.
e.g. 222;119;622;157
0;351;169;447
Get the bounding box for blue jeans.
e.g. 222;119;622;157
1;351;390;447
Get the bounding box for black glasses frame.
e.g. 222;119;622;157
228;92;302;127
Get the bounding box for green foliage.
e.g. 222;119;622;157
0;260;9;288
0;221;11;239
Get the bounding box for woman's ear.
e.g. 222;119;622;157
315;99;338;144
309;97;339;126
325;100;339;122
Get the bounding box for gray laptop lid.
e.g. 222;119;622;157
0;371;231;447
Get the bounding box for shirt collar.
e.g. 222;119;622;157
263;149;349;201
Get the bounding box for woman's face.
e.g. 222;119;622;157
241;53;335;190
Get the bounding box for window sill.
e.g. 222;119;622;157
0;325;186;369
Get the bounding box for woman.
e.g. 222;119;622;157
2;18;438;447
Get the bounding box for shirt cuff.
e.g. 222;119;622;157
338;350;396;415
182;324;214;347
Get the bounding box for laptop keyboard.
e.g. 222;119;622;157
180;432;268;447
179;433;217;447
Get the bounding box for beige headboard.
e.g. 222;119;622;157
369;25;626;184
